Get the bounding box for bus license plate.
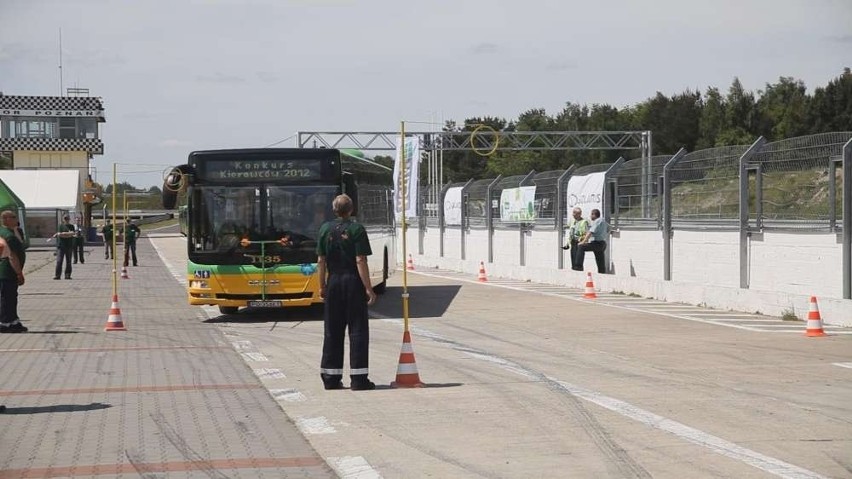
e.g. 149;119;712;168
248;300;283;308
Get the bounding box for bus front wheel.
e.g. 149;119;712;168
219;306;239;315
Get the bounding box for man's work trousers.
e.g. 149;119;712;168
123;242;137;267
0;278;19;324
73;238;85;263
578;240;607;274
55;247;73;278
321;272;370;384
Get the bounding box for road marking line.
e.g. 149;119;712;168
373;313;826;479
241;352;269;362
270;388;306;402
297;416;337;435
254;368;286;379
328;456;383;479
833;362;852;369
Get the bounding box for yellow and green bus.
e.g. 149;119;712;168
162;148;396;314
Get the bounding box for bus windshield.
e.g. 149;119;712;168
189;184;338;264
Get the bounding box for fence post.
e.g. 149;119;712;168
662;148;687;281
519;170;537;267
738;136;766;289
460;179;473;261
843;139;852;299
486;175;502;264
438;183;451;258
555;166;575;270
603;158;625;274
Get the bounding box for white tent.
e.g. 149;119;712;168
0;170;80;211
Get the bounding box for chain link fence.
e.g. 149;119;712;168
409;132;850;233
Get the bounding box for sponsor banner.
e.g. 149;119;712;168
565;172;605;216
393;137;420;219
500;186;536;222
444;187;463;226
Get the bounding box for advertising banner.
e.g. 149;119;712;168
392;137;420;219
565;172;605;216
443;187;463;226
500;186;537;222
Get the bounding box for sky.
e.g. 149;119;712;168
1;0;850;189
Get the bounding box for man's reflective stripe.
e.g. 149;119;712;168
349;368;369;375
321;368;344;375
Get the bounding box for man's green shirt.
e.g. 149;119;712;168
316;219;372;258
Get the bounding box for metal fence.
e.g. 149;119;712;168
414;132;851;234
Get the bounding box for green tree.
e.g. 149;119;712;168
697;87;725;148
755;77;810;140
807;67;852;133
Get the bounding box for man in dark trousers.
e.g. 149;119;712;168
316;194;377;391
123;220;141;267
72;217;85;264
0;210;26;334
101;219;114;260
54;215;76;280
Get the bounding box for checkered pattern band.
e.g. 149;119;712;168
0;95;104;112
0;137;103;155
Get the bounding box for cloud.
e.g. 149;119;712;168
195;72;246;84
0;42;50;64
470;42;500;55
158;139;193;148
546;60;579;72
256;71;279;83
832;34;852;43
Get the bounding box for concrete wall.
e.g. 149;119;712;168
400;224;851;328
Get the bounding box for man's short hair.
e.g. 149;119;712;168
63;215;70;221
332;194;353;216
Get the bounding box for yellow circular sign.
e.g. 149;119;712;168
471;124;499;157
162;167;184;192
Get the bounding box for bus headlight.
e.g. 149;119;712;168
190;280;209;289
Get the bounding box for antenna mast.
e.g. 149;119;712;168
59;28;63;96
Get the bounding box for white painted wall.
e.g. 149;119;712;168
398;225;852;327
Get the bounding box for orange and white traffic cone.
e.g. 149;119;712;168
477;261;488;282
104;294;127;331
391;330;424;388
120;266;129;279
583;272;597;299
407;254;415;271
805;296;826;337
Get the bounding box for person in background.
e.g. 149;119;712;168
53;215;76;280
577;208;610;274
123;220;141;267
72;217;85;264
316;194;377;391
101;219;114;260
563;207;589;271
0;210;26;333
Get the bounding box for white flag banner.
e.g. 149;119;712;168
443;187;463;226
500;186;537;222
393;136;420;219
565;172;605;217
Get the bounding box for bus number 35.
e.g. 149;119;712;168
244;254;282;264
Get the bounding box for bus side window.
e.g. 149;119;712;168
343;172;358;216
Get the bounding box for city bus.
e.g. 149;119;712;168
162;148;396;314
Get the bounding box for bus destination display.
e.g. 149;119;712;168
204;158;323;181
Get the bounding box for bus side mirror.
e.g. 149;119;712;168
162;164;195;210
343;172;358;216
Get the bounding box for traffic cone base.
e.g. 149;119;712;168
407;254;415;271
477;261;488;282
391;331;424;388
583;272;597;299
105;294;127;331
805;296;826;337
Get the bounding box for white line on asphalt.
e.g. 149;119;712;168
270;388;306;402
327;456;383;479
254;368;286;379
372;313;827;479
833;362;852;369
241;352;269;362
411;270;781;332
297;416;337;435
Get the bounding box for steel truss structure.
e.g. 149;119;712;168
296;130;650;152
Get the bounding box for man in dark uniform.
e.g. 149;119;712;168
72;217;85;264
0;210;26;333
316;194;377;391
123;220;141;267
54;215;76;280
